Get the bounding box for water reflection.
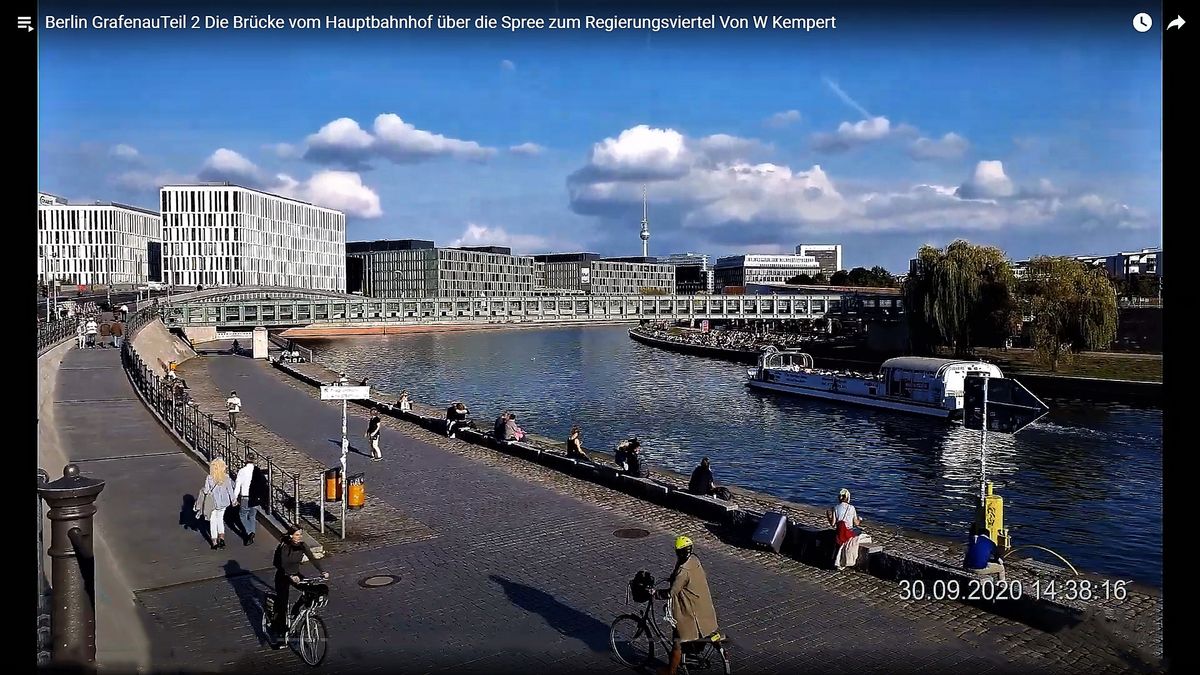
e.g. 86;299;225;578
300;326;1162;586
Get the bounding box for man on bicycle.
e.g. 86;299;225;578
655;536;719;675
270;525;329;645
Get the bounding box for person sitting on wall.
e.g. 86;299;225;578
395;390;412;413
616;438;649;478
963;522;1003;575
446;402;470;438
493;412;509;441
565;425;590;462
688;457;732;500
504;413;525;442
828;488;864;571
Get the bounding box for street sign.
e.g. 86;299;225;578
964;377;1049;434
701;320;710;333
320;385;371;401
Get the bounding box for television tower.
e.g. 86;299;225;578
639;184;650;258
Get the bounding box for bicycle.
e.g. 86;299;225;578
261;576;330;666
610;573;730;674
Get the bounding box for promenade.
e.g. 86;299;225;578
42;338;1159;673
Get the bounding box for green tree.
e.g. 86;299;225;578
786;273;814;285
903;240;1017;356
1020;256;1119;371
868;266;897;288
813;272;828;284
829;270;851;285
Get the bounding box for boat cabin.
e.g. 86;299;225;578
879;357;1003;408
757;347;813;370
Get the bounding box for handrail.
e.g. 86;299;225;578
1000;545;1080;576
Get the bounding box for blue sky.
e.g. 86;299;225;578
38;4;1162;272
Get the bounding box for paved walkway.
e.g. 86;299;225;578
47;346;1156;673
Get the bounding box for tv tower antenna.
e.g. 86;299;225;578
639;184;650;258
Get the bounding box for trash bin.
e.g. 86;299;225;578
324;467;343;501
347;473;365;510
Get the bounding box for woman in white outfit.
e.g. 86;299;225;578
198;458;235;549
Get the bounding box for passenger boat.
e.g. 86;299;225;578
745;346;1005;419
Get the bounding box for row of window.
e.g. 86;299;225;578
39;209;161;238
161;189;344;230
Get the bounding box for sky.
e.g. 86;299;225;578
37;2;1163;273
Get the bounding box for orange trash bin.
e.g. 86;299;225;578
347;473;365;510
324;468;342;501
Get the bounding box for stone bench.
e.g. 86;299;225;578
620;474;671;502
669;490;740;523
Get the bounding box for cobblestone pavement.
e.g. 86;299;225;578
148;353;1160;674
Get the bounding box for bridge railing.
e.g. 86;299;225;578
37;318;77;355
119;306;305;531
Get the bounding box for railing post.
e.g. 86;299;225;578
267;460;275;519
37;464;105;667
37;469;51;665
293;474;300;526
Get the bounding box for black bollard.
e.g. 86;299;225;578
37;464;105;667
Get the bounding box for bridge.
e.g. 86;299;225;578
156;286;872;328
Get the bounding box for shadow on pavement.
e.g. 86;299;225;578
489;575;611;653
221;560;274;647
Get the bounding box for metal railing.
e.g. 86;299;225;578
119;307;304;530
36;470;50;666
37;318;77;355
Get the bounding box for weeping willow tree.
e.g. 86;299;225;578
904;241;1017;356
1019;257;1118;371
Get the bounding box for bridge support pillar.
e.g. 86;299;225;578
252;326;269;359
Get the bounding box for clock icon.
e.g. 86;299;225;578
1133;13;1153;32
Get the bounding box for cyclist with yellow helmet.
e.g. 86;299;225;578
654;535;720;675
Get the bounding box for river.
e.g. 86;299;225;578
298;325;1163;586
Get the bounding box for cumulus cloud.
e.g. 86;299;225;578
110;144;140;160
764;110;801;128
693;134;771;163
956;160;1015;199
198;148;269;185
449;223;555;254
570;125;767;183
500;59;516;71
812;116;893;153
303;114;495;168
276;170;383;218
265;142;301;159
509;142;545;156
909;132;969;161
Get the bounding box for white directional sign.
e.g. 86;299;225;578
320;385;371;401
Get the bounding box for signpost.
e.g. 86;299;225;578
964;376;1049;502
319;385;370;539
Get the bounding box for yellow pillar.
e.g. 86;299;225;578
981;482;1011;553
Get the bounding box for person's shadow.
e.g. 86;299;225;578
221;560;275;646
489;575;611;652
327;438;371;459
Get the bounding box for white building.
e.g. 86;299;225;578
533;253;675;295
713;254;821;291
795;244;843;276
349;241;537;298
161;183;346;290
37;192;162;286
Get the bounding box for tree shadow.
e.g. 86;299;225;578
221;560;275;647
489;575;611;653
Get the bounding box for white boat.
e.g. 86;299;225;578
746;346;1005;419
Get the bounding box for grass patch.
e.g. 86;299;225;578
974;348;1162;382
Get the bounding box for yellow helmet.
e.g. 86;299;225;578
674;536;693;550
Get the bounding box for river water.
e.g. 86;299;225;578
300;325;1163;586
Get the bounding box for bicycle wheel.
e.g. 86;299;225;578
298;613;328;666
610;614;654;668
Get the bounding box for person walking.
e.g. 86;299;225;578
233;453;265;545
196;458;235;549
84;317;98;348
119;303;129;321
110;320;124;349
366;416;383;461
226;390;242;434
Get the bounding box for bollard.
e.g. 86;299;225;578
37;464;106;667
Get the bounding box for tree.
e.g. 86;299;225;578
903;240;1017;356
829;270;851;285
1020;256;1118;371
868;266;897;288
786;273;814;285
813;272;828;284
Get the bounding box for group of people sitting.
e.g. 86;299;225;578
445;402;471;437
493;411;525;442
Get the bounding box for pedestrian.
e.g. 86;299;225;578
84;317;98;348
655;536;721;675
233;452;268;545
110;320;124;349
270;526;328;642
366;416;382;461
195;458;235;550
226;390;242;434
119;303;129;321
75;320;85;349
397;390;412;413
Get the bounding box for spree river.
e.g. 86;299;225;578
300;325;1163;586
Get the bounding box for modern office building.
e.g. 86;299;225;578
532;253;675;295
349;240;536;298
37;192;162;286
160;183;346;290
659;252;714;294
713;254;821;292
1009;247;1162;281
795;244;843;276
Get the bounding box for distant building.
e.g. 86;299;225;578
161;183;346;290
713;254;820;292
795;244;843;276
37;192;162;286
532;253;675;295
1009;247;1162;281
660;252;714;294
349;241;535;298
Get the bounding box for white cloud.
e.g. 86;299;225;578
302;114;495;167
693;134;771;162
509;142;545;156
198;148;269;185
500;59;516;71
957;160;1015;199
449;223;554;254
764;110;801;128
812;116;893;153
265;142;301;159
586;125;691;179
909;132;969;160
111;144;140;160
276;170;383;218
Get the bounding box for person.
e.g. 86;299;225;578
396;390;412;413
75;321;85;349
110;320;124;349
566;425;590;461
85;318;98;348
270;526;329;642
197;458;235;549
688;457;717;496
493;412;508;441
226;390;242;434
654;536;720;675
98;320;112;348
359;376;369;387
233;453;266;545
366;415;382;461
964;522;999;571
336;373;348;385
504;412;525;442
828;488;864;570
446;402;469;438
617;438;649;478
231;338;241;355
119;303;129;321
